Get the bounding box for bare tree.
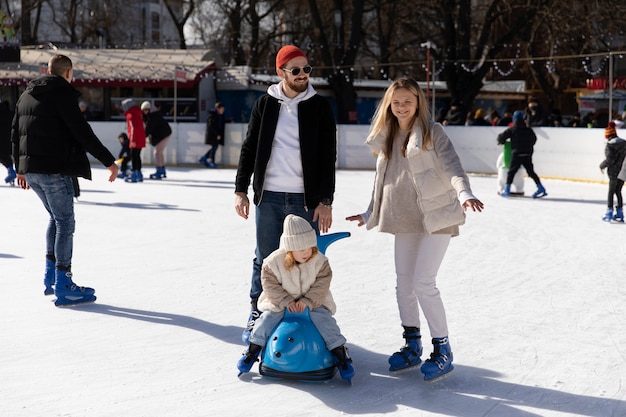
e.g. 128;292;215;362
163;0;195;49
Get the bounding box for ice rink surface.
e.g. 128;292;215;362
2;167;625;417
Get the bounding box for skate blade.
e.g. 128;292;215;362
532;192;547;199
389;362;422;375
54;295;97;307
424;368;454;383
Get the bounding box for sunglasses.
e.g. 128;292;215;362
281;65;313;76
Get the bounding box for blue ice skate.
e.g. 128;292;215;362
388;326;422;373
613;207;624;223
532;184;547;199
602;208;614;222
5;166;16;186
44;258;55;296
421;337;454;382
54;270;96;307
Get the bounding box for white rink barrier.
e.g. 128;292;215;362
89;122;611;183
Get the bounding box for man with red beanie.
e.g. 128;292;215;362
235;45;337;343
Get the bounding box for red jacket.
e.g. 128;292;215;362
125;106;146;149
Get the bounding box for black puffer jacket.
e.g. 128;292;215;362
600;137;626;178
11;74;115;180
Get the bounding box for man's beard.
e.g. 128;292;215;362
285;77;308;93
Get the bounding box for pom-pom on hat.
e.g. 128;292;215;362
280;215;317;252
276;45;307;73
605;121;617;139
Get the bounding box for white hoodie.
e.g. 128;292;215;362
263;81;317;193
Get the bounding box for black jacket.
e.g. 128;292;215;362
11;75;115;179
600;137;626;178
497;121;537;156
235;93;336;209
144;110;172;146
204;109;225;146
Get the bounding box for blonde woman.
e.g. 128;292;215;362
347;77;483;382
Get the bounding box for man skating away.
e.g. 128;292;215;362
234;45;337;343
11;54;119;306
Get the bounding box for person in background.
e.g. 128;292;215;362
200;102;225;169
78;101;93;121
497;110;513;127
468;108;490;126
141;101;172;180
346;77;484;382
237;215;354;382
497;110;547;198
234;45;337;344
121;98;146;183
524;97;549;127
0;100;16;185
442;98;465;126
11;54;118;306
599;121;626;222
116;132;131;179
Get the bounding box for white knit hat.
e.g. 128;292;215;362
140;101;151;111
280;215;317;251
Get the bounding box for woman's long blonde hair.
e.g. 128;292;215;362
369;77;433;158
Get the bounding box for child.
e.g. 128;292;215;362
346;77;483;382
599;121;626;222
237;214;354;382
116;132;131;179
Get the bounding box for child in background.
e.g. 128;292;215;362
237;214;354;382
116;132;131;179
599;121;626;222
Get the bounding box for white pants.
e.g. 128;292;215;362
394;233;451;338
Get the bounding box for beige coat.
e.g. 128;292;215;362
365;122;471;234
257;248;337;314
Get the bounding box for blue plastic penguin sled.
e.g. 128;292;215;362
258;232;350;382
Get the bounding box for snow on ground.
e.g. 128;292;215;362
1;167;625;417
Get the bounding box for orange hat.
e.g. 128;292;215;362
275;45;307;73
605;121;617;139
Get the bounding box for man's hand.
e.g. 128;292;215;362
16;174;29;190
235;192;250;219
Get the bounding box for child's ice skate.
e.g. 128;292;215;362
237;343;262;376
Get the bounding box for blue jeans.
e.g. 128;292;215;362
26;173;75;269
249;191;318;304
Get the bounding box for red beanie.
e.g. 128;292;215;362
605;121;617;139
275;45;307;73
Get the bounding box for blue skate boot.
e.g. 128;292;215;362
237;343;262;376
54;269;96;307
5;166;16;186
199;156;211;168
388;326;422;373
331;345;355;383
149;167;165;180
532;183;547;198
44;257;55;296
500;184;511;197
613;207;624;223
242;309;261;344
421;336;454;382
602;208;614;222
